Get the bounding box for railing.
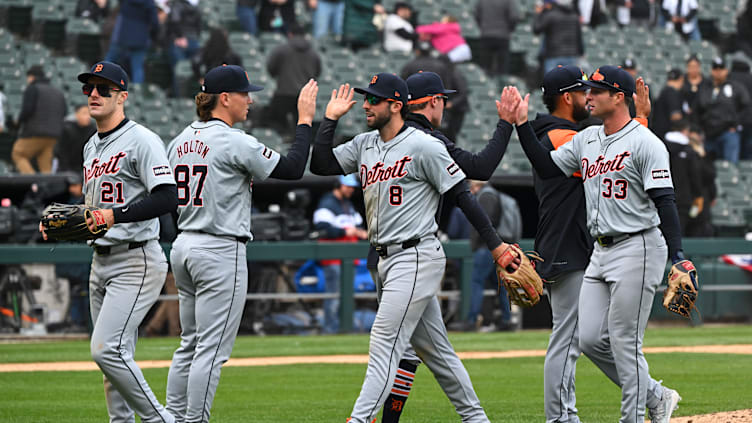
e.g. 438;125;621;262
1;238;750;331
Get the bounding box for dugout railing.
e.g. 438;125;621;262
0;238;750;331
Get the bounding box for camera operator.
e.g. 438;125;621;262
312;174;367;333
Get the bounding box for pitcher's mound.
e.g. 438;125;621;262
670;409;752;422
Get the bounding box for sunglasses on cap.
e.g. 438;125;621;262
365;93;397;105
82;83;122;97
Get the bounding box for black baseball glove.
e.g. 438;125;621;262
40;203;108;241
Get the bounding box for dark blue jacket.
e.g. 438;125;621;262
111;0;159;49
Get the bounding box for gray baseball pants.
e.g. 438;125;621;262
578;228;667;423
89;240;174;423
350;237;488;423
166;232;248;423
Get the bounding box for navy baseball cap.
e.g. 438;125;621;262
406;71;456;104
541;65;589;95
78;61;129;90
354;73;408;105
202;65;263;94
582;65;636;97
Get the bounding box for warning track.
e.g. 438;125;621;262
1;344;750;373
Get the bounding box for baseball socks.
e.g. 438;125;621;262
380;360;418;423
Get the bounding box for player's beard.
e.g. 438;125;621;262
572;101;590;122
367;110;392;130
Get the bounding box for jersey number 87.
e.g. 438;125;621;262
175;164;208;207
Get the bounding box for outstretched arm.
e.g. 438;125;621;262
270;79;318;179
310;84;357;175
444;92;516;180
445;180;519;270
501;86;566;179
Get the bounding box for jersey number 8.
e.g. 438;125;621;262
175;164;208;206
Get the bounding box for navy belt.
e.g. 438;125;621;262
180;230;249;243
93;241;147;255
372;238;422;258
595;229;646;247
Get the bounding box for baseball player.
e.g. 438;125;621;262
506;65;686;423
48;61;178;422
376;70;515;423
525;65;666;423
165;65;317;422
310;73;518;423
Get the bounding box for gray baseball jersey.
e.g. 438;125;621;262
550;120;673;237
83;120;176;245
166;120;280;239
333;127;465;244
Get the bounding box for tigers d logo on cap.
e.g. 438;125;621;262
354;73;408;104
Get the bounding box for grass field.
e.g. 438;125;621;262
1;324;750;422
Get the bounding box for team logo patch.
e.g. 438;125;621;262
651;169;670;179
153;165;172;176
262;147;273;159
446;162;460;176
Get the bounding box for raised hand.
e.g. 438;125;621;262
297;79;319;126
496;86;522;124
325;83;357;121
506;86;530;125
633;77;651;118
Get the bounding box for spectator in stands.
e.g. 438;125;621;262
682;54;707;117
265;24;321;139
694;56;751;163
342;0;384;50
661;0;700;41
533;0;584;73
144;272;180;337
652;68;685;141
664;119;704;235
192;28;243;84
313;174;368;334
0;84;6;133
11;66;67;174
463;180;514;332
237;0;259;36
166;0;202;97
258;0;298;33
310;0;346;39
474;0;518;76
104;0;160;84
382;2;416;53
578;0;608;27
400;41;452;83
625;0;653;27
56;104;96;173
443;62;469;142
738;0;752;59
76;0;110;21
686;126;716;236
416;14;472;63
729;58;752;160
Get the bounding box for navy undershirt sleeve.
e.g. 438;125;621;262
270;124;312;179
311;118;346;175
113;184;177;224
648;187;683;262
446;180;502;250
516;121;566;178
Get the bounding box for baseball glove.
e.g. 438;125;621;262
495;244;544;308
663;260;699;318
40;203;108;241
